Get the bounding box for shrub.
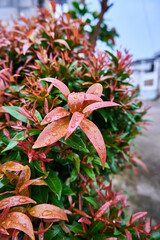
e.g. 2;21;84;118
0;2;159;239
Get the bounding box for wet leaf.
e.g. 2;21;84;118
0;212;35;240
86;83;103;97
83;101;120;115
2;107;28;123
41;107;70;125
68;92;85;113
33;117;70;149
80;118;106;169
0;196;36;210
29;204;68;221
60;135;89;153
40;78;70;99
65;112;84;140
2;162;26;172
84;93;102;102
127;212;147;226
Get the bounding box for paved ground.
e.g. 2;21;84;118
112;100;160;225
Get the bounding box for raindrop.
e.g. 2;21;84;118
23;224;27;228
30;210;35;215
45;139;50;145
1;221;5;225
57;113;62;116
46;117;51;122
94;136;97;139
42;210;52;216
52;132;57;136
6;220;11;226
19;198;27;203
71;124;75;128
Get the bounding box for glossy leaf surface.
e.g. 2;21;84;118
0;196;36;210
33;117;70;149
0;212;35;240
80;118;106;169
41;107;70;125
29;204;68;221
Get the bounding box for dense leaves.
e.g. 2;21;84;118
0;1;159;239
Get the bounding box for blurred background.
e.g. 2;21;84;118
0;0;159;224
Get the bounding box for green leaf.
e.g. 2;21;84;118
60;134;89;153
0;178;10;189
2;106;28;123
31;185;48;204
35;60;47;72
35;110;42;122
44;229;59;240
93;157;110;169
49;194;64;209
66;152;80;172
62;184;76;196
70;168;77;182
90;221;105;234
70;223;83;234
33;161;48;175
44;170;62;200
83;196;99;209
82;165;96;182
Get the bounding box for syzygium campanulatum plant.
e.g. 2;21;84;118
0;2;159;239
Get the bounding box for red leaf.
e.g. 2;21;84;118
125;229;132;240
153;222;160;231
72;208;92;219
15;166;31;196
78;217;91;225
0;212;35;240
2;162;26;172
84;93;102;102
68;92;85;113
95;200;112;218
19;178;47;193
0;226;9;235
83;101;120;114
54;39;71;50
79;118;106;169
104;238;117;240
33;117;70;149
131;156;148;172
41;107;70;125
65;112;84;140
97;75;114;82
0;206;10;223
29;204;68;221
127;212;147;226
0;196;36;210
40;78;70;98
86;83;103;97
38;222;44;240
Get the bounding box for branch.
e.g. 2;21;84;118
91;0;113;46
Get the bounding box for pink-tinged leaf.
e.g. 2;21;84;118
97;75;114;82
84;93;103;102
40;78;70;98
79;118;106;169
127;212;148;226
83;101;120;114
0;206;10;223
65;112;84;140
33;117;70;149
38;222;44;240
54;39;71;50
0;196;36;210
59;223;70;234
0;226;9;235
2;162;26;172
78;217;91;225
131;156;148;172
15;166;31;196
12;229;20;240
125;229;132;240
94;200;112;218
34;223;53;235
41;107;70;125
23;42;32;55
19;178;47;193
72;208;92;219
0;212;35;240
68;92;85;113
86;83;103;97
29;204;68;221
